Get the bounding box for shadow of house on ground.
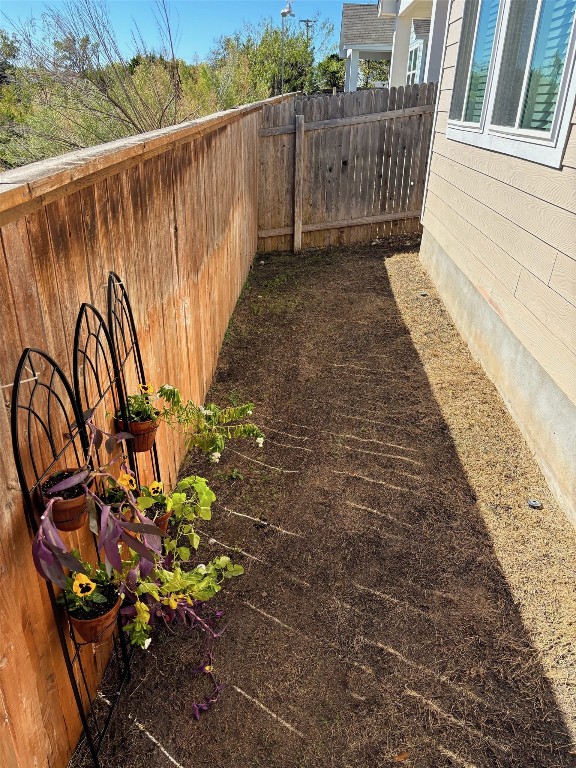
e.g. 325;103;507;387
85;241;573;768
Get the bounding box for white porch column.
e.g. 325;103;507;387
423;0;449;82
389;14;412;87
344;49;360;92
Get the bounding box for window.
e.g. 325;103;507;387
407;47;419;84
446;0;576;167
450;0;500;123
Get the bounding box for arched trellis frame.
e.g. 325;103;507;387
11;348;89;537
107;271;161;483
73;301;134;475
10;348;131;768
71;301;140;765
10;276;165;767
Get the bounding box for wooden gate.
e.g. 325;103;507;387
257;83;437;252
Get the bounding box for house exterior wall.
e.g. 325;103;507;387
420;1;576;522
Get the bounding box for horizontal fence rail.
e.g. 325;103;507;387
258;103;435;136
257;83;438;252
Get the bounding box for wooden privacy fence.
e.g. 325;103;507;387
0;94;289;768
0;84;440;768
257;82;438;252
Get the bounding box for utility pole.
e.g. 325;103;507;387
299;18;315;93
299;18;315;44
281;2;295;97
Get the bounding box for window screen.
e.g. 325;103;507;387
449;0;480;120
463;0;500;122
492;0;538;126
492;0;575;131
520;0;576;131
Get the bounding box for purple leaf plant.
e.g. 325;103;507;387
33;419;166;586
32;418;230;715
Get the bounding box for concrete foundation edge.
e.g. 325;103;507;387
419;228;576;526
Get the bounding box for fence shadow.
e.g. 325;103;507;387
89;240;574;768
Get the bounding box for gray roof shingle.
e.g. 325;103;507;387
412;18;431;36
340;4;395;50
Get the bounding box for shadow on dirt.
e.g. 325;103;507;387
81;240;573;768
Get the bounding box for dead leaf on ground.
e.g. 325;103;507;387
393;752;410;762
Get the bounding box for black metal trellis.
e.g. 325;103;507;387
107;271;161;483
10;275;163;768
73;301;134;474
10;349;89;532
70;301;137;762
10;348;131;768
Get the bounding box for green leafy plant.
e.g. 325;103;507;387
216;467;244;482
189;402;264;461
30;413;245;725
101;477;127;505
121;383;180;423
122;556;244;648
136;475;215;560
148;384;265;462
123;384;159;422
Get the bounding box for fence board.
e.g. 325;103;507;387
326;93;343;247
293;115;305;252
257;85;435;252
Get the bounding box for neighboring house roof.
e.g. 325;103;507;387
412;18;431;36
410;19;430;48
340;3;395;55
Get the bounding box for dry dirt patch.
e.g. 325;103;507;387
80;240;576;768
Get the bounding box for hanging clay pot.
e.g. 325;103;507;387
68;594;121;644
117;418;159;453
42;468;91;532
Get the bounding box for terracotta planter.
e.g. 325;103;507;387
153;507;172;533
42;468;91;532
68;595;121;644
117;418;159;453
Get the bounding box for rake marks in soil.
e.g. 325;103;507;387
83;242;576;768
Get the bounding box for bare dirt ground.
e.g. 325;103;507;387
82;240;576;767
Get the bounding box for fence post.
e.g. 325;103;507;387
293;113;305;253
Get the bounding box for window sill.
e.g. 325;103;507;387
445;124;568;168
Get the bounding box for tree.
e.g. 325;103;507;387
0;0;336;168
0;30;18;85
359;59;390;89
1;0;204;166
0;30;27;169
209;16;334;105
314;53;345;91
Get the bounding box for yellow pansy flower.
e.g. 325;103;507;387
117;472;137;491
138;383;154;395
149;481;163;496
204;665;213;673
73;573;96;597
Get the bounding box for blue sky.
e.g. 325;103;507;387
1;0;373;62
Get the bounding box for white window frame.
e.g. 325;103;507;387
407;45;420;84
418;38;429;83
446;0;576;168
